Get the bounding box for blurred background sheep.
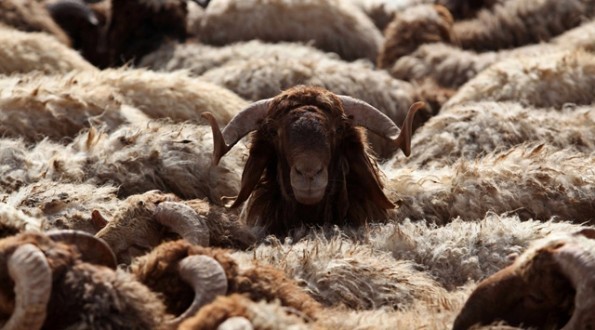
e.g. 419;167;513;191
0;0;594;328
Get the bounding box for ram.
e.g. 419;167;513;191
194;0;383;62
203;86;422;238
94;191;255;264
130;239;322;325
0;230;167;329
454;228;595;329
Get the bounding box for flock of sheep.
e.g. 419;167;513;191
0;0;594;329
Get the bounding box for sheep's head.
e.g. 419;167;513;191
94;191;221;264
453;228;595;330
203;86;423;210
0;230;116;329
203;86;423;237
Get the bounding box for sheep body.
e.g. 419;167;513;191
386;144;595;225
445;50;595;109
0;25;94;74
453;0;595;51
0;232;168;329
392;102;595;168
195;0;383;62
389;21;595;88
0;0;70;45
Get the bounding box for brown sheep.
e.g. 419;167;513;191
377;4;455;69
203;86;423;238
0;0;71;45
107;0;191;66
94;191;256;264
453;229;595;330
0;230;170;329
131;240;322;325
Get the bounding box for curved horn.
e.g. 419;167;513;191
340;96;425;157
154;202;210;246
191;0;211;8
46;0;99;26
166;255;228;325
218;317;254;330
553;241;595;330
47;230;117;269
202;98;271;166
3;244;52;330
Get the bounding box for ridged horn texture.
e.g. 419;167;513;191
167;255;228;325
4;244;52;330
154;202;210;246
340;97;424;157
554;232;595;330
218;316;254;330
202;99;271;166
47;230;117;269
46;0;99;25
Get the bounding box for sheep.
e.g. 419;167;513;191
453;228;595;330
0;68;246;145
0;230;169;329
106;0;191;66
194;0;384;62
0;24;96;74
369;215;589;290
0;0;71;45
0;137;89;194
94;191;255;264
389;20;595;89
445;49;595;109
0;203;42;239
78;121;246;200
377;4;455;69
452;0;595;52
46;0;111;68
389;102;595;169
231;231;450;311
130;240;322;323
139;40;344;77
378;1;595;71
384;144;595;225
4;180;121;234
179;294;311;330
203;86;423;238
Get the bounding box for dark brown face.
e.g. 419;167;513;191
279;106;333;205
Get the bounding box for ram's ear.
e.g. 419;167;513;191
229;141;273;208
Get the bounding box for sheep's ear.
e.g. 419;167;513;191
345;142;395;209
91;210;109;230
229;141;273;208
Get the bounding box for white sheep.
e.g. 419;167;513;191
0;68;248;143
389;21;595;88
5;180;121;234
445;49;595;109
77;121;246;202
452;0;595;51
194;0;383;62
0;0;71;45
0;24;95;74
139;40;343;77
392;102;595;168
385;144;595;225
